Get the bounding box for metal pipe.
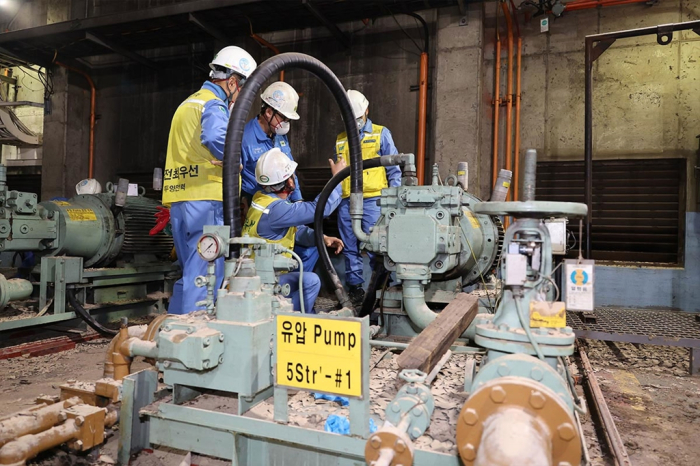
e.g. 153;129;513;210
0;398;80;448
501;2;514;200
54;61;96;179
565;0;648;11
103;324;148;380
416;52;428;185
0;275;32;309
513;36;522;201
473;408;552;466
521;149;537;202
490;169;512;202
491;16;502;187
584;37;593;259
0;418;80;465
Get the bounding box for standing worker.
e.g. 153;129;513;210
163;46;257;315
335;89;402;305
240;82;319;274
242;148;346;313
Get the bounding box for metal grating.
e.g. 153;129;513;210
537;158;686;264
567;307;700;348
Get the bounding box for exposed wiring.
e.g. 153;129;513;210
385;7;423;54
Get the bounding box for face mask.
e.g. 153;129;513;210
274;121;290;136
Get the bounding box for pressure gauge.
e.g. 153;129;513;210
197;233;224;262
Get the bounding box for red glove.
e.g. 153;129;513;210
150;206;170;236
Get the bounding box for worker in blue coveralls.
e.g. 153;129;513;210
242;148;346;313
240;82;320;276
162;46;257;315
335;89;402;306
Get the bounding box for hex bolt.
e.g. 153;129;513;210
391;402;401;413
412;407;423;417
163;325;171;332
163;361;171;369
219;334;225;342
498;323;509;331
73;440;84;450
530;367;544;381
219;356;224;364
203;360;210;369
58;412;67;422
406;384;417;395
497;363;510;376
395;440;406;453
75;416;84;426
490;386;506;403
460;443;477;461
461;408;479;426
411;427;422;438
369;436;381;449
529;391;547;409
557;423;576;441
186;327;195;334
419;392;428;402
563;326;573;335
203;338;211;347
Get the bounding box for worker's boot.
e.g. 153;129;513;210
348;284;365;308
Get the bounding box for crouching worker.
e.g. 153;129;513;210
242;148;346;313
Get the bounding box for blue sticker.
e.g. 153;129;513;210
239;57;251;72
272;90;284;102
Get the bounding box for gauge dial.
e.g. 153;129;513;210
197;234;222;261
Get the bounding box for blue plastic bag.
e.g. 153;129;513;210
314;393;349;406
323;414;377;435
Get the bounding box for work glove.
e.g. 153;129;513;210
150;206;171;236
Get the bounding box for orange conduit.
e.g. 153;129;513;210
54;61;96;179
565;0;648;11
501;2;514;201
417;52;428;186
251;34;285;82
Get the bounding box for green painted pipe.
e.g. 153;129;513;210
0;274;33;309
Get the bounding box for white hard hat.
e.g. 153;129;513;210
347;89;369;119
255;148;298;186
209;46;257;80
76;179;102;195
261;82;300;120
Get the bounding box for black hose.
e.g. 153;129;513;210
360;261;390;318
314;158;384;311
223;53;363;260
405;12;429;53
67;289;117;337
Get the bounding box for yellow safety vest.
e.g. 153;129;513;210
163;88;225;205
335;124;389;199
242;192;297;259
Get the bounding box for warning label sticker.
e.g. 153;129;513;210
66;208;97;222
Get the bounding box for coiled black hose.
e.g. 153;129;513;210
313;159;384;311
67;289;117;337
223;53;363;260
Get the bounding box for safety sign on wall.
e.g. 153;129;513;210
564;259;595;312
275;314;363;398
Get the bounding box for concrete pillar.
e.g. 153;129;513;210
433;5;485;197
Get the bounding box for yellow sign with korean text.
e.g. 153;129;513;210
66;209;97;222
276;314;362;398
530;301;566;328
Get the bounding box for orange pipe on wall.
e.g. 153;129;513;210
565;0;648;11
492;38;502;187
252;34;284;82
513;37;522;201
501;2;514;201
416;52;428;186
54;61;96;179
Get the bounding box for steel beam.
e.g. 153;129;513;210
0;74;17;85
188;12;230;43
0;0;261;45
301;0;350;49
85;32;158;70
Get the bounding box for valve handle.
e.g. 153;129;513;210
473;201;588;219
399;369;427;384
